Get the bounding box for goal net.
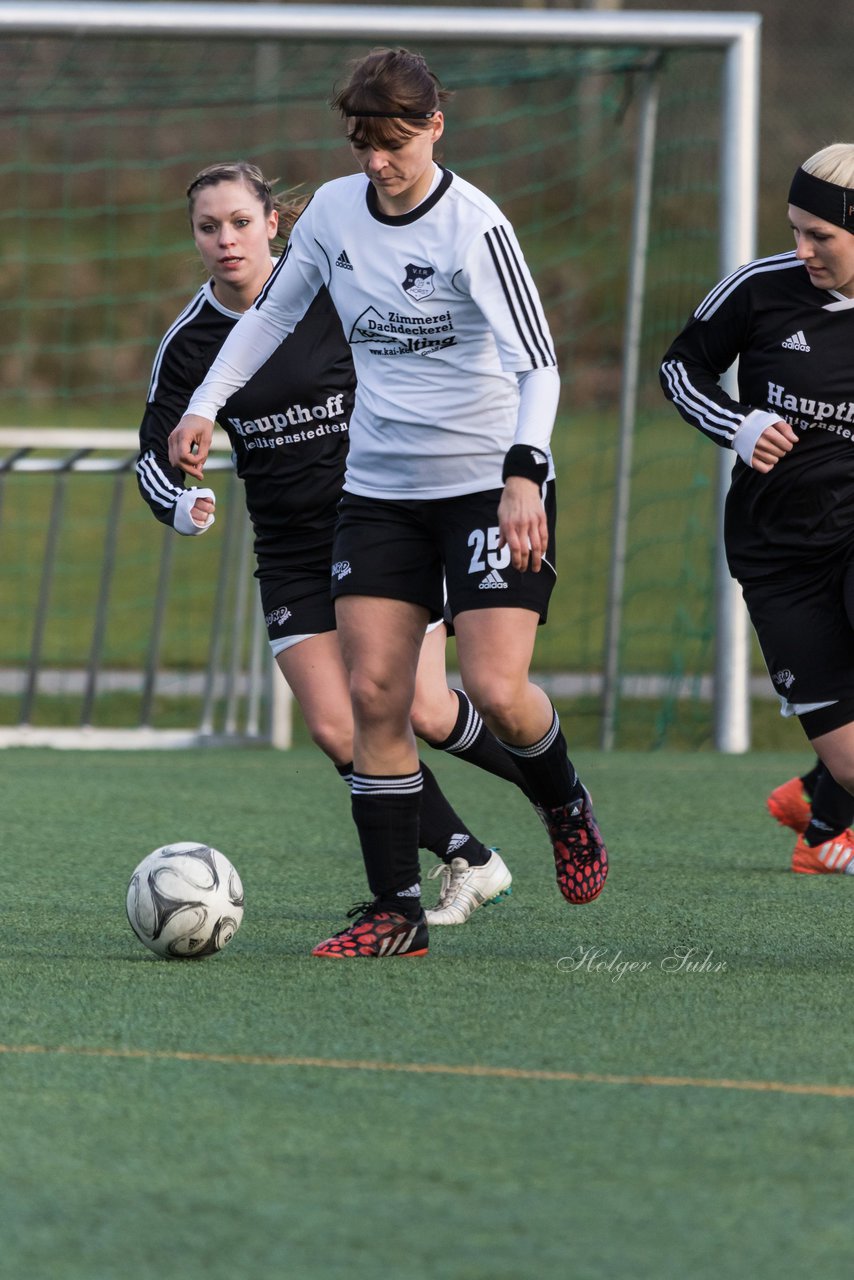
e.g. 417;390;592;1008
0;3;760;749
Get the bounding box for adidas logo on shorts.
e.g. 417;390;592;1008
782;330;810;351
479;569;508;590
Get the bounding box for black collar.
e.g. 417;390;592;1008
366;166;453;226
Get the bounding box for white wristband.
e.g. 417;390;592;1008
173;487;216;536
733;409;784;467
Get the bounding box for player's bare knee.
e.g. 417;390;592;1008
468;685;525;740
350;673;412;730
409;701;447;742
308;720;352;764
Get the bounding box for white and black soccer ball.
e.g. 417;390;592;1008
126;842;244;959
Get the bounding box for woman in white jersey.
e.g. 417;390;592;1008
169;51;609;958
661;143;854;877
137;160;549;922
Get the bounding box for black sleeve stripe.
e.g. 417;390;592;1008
147;290;208;400
694;252;801;321
135;449;184;509
313;238;332;282
484;225;556;368
483;229;534;364
254;195;319;310
661;359;741;441
254;242;291;309
255;237;329;313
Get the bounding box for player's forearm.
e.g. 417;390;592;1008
512;365;560;455
660;354;752;450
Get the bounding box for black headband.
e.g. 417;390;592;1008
348;109;436;120
788;166;854;234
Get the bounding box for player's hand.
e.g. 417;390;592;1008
172;487;216;536
191;495;216;525
751;419;799;473
498;476;548;572
168;414;215;480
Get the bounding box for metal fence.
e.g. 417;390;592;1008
0;429;291;749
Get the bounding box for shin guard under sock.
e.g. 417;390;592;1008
499;707;584;811
424;689;533;799
419;759;490;866
804;764;854;846
350;771;422;909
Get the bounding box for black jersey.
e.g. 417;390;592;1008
136;280;355;558
660;250;854;574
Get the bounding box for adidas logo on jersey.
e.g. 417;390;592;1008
782;330;810;351
479;569;508;590
336;250;353;271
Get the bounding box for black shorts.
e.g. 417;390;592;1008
331;483;557;624
256;536;336;647
736;552;854;734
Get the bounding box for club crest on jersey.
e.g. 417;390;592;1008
402;263;435;300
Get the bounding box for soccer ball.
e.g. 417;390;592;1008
126;842;244;959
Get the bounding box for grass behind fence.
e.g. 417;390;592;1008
1;745;852;1279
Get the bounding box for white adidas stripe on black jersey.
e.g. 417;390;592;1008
660;358;743;443
694;251;802;321
146;290;208;399
135;449;185;509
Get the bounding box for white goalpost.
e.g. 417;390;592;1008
0;2;761;751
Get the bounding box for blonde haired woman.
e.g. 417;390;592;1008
662;143;854;875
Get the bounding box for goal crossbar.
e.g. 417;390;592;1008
0;4;761;48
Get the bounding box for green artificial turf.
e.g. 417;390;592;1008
1;746;852;1279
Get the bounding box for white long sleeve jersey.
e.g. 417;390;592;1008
187;167;558;500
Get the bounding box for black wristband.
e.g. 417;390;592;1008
502;444;549;486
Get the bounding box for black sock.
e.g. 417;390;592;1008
422;689;533;799
804;764;854;846
350;771;422;915
800;759;822;799
419;759;490;866
343;758;486;867
499;707;584;811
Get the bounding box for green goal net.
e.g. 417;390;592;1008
0;8;759;749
